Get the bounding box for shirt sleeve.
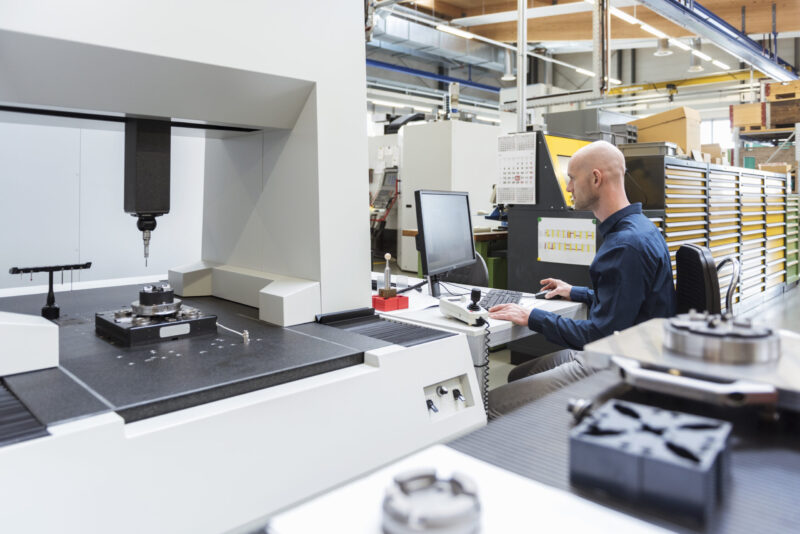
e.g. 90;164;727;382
569;286;594;305
528;245;647;350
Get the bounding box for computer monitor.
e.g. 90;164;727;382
414;189;475;297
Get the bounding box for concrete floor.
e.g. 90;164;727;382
742;285;800;333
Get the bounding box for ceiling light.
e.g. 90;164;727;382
610;7;639;25
501;49;516;82
639;23;668;39
654;38;673;57
691;49;712;61
712;60;731;70
435;25;475;39
609;78;622;85
688;38;704;73
575;67;596;77
670;39;691;51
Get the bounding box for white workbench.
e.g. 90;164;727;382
371;273;587;365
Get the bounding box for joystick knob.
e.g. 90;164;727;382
468;288;481;311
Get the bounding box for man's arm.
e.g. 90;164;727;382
528;245;647;349
569;286;594;305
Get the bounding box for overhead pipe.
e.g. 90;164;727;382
516;0;527;132
366;59;500;93
636;0;797;81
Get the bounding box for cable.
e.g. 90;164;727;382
439;281;470;296
473;319;491;417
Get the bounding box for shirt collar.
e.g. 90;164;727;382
598;203;642;238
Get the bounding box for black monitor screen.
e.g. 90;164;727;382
415;190;475;277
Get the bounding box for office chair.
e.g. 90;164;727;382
441;253;489;287
675;244;741;315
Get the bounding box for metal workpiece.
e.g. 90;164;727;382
383;469;481;534
664;312;781;365
584;318;800;412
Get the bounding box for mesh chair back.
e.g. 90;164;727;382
675;244;721;314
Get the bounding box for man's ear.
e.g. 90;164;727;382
592;168;602;186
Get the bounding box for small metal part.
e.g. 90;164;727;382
436;385;449;397
452;389;466;402
143;229;151;266
383;469;480;534
567;397;594;423
243;330;250;344
664;313;780;364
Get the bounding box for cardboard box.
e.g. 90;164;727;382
729;103;764;127
629;107;701;157
702;144;722;160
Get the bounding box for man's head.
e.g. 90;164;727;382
566;140;628;215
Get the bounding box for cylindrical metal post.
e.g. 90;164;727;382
516;0;527;133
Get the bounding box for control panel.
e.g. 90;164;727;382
423;374;474;420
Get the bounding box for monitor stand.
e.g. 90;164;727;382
427;275;442;298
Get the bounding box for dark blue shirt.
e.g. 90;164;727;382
528;203;676;350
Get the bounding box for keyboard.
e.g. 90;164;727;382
478;289;522;309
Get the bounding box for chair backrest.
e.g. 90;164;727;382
675;244;721;314
440;253;489;288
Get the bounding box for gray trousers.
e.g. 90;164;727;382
487;349;596;418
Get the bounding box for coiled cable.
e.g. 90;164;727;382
473;319;491;416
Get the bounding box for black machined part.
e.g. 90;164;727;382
139;287;175;306
9;262;92;320
124;118;171;218
136;214;157;232
568;399;732;524
95;311;217;347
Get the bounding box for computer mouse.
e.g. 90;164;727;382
534;290;562;300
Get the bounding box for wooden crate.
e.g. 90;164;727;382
767;99;800;128
758;162;793;176
766;80;800;102
730;102;764;127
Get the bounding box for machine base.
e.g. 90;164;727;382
95;310;217;347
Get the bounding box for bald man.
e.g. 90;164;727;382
487;141;675;417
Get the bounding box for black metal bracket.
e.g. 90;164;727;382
9;262;92;320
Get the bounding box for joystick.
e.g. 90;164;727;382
468;288;481;311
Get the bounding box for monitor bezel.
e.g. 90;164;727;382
414;189;476;278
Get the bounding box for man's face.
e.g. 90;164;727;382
566;159;598;211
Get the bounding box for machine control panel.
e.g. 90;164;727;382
424;374;473;419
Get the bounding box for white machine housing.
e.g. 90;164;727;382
0;0;370;326
0;311;58;375
0;334;486;533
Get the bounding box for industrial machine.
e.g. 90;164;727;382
0;3;486;532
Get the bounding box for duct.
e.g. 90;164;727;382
371;15;504;73
636;0;798;81
366;59;499;93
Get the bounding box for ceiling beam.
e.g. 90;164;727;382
399;0;465;20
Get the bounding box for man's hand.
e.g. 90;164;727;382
488;303;531;326
540;278;572;300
